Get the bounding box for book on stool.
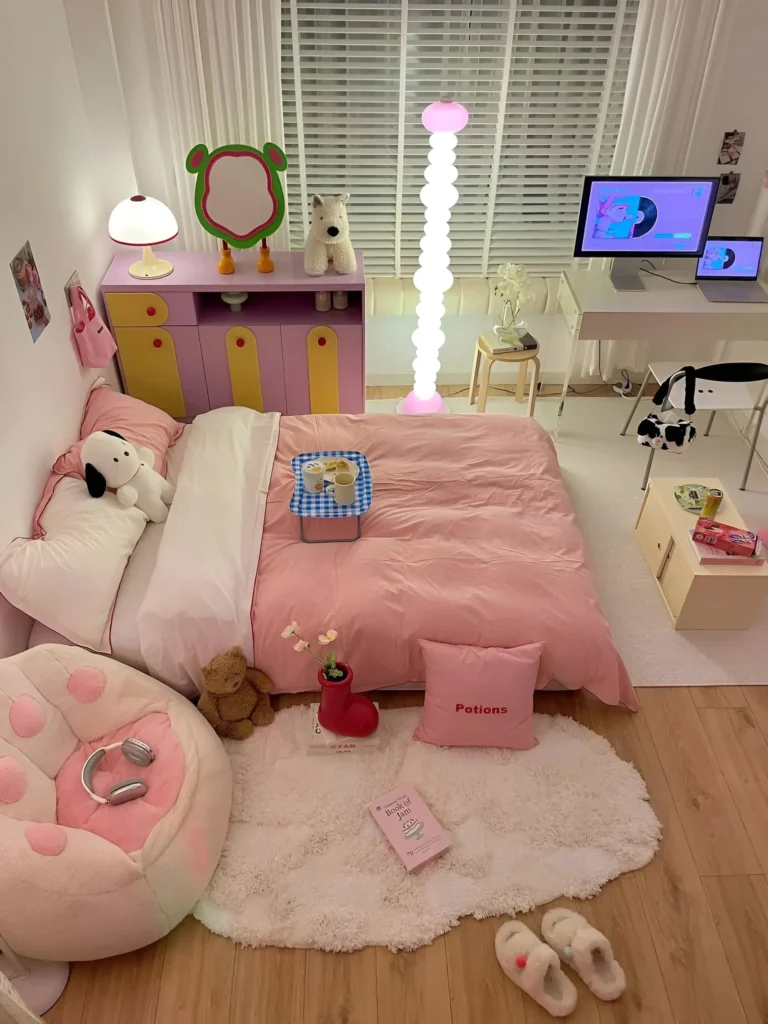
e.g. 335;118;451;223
308;703;380;753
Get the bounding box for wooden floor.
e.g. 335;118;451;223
43;684;768;1024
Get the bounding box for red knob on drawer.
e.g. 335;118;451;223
236;337;245;347
153;338;162;348
146;306;156;317
318;336;327;346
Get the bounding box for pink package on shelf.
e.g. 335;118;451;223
693;516;757;557
369;786;451;873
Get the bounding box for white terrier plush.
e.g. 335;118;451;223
81;430;175;523
303;194;357;276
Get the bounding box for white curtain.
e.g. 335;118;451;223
106;0;288;251
580;0;734;379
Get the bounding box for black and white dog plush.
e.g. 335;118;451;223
637;413;696;452
81;430;174;523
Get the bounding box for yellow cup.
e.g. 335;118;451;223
326;471;356;505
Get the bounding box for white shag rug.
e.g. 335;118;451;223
195;707;660;952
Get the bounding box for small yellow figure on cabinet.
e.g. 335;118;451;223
198;646;275;740
218;242;235;275
257;237;274;273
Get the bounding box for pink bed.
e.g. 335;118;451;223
21;408;634;710
252;414;635;709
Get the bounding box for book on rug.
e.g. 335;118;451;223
369;786;451;873
308;702;380;753
688;530;765;566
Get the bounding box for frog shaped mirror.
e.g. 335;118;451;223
186;141;288;272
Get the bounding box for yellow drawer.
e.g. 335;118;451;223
659;545;692;622
114;327;186;418
106;292;170;327
635;490;674;577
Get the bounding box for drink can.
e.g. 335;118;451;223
701;488;723;519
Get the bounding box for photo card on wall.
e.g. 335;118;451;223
10;240;51;342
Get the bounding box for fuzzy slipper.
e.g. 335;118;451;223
495;920;578;1018
541;908;626;1001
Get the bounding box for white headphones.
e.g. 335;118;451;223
81;738;154;806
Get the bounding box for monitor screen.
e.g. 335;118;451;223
696;237;763;279
574;177;718;257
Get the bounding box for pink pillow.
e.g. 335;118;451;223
33;381;183;537
413;640;543;749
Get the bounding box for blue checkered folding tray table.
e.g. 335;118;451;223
290;451;372;542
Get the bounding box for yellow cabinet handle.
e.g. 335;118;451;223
226;327;263;411
307;327;339;414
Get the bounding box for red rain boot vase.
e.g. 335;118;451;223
317;663;379;737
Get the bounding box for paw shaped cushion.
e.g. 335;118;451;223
0;645;232;962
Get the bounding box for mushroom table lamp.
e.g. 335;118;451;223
108;195;179;279
397;101;469;415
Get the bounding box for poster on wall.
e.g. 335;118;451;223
718;130;745;166
10;241;51;342
717;172;740;205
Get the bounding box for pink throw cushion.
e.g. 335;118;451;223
33;381;183;537
413;640;543;749
55;712;185;854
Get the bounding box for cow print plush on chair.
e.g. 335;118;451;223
637;413;696;452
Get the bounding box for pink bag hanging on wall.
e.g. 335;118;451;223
70;285;116;368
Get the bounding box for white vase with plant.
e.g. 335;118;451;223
493;262;535;345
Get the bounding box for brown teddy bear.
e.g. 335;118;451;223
198;646;275;740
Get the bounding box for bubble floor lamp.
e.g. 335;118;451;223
397;101;468;415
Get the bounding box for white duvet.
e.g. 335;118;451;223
136;407;279;692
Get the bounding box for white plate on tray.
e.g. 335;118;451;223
322;460;360;483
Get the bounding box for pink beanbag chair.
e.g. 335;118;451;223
0;645;232;962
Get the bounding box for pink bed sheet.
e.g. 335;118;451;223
252;414;636;710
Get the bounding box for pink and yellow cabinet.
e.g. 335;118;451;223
101;251;365;419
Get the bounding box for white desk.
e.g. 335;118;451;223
556;269;768;437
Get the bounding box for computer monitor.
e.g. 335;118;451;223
696;237;763;280
574;176;719;290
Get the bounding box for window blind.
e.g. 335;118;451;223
282;0;639;276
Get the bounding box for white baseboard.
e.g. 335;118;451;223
366;370;599;387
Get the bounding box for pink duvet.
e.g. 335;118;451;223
252;414;636;710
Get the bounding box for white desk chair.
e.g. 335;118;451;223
620;361;768;490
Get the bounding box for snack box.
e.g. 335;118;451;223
688;531;764;566
369;786;451;873
692;517;757;558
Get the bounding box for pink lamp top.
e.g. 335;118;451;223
421;101;469;134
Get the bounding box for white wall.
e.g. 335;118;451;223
367;313;565;386
683;0;768;451
0;0;135;654
683;2;768;238
366;308;723;387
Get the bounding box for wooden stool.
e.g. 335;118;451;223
469;332;541;415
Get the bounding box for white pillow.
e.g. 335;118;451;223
0;478;147;652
